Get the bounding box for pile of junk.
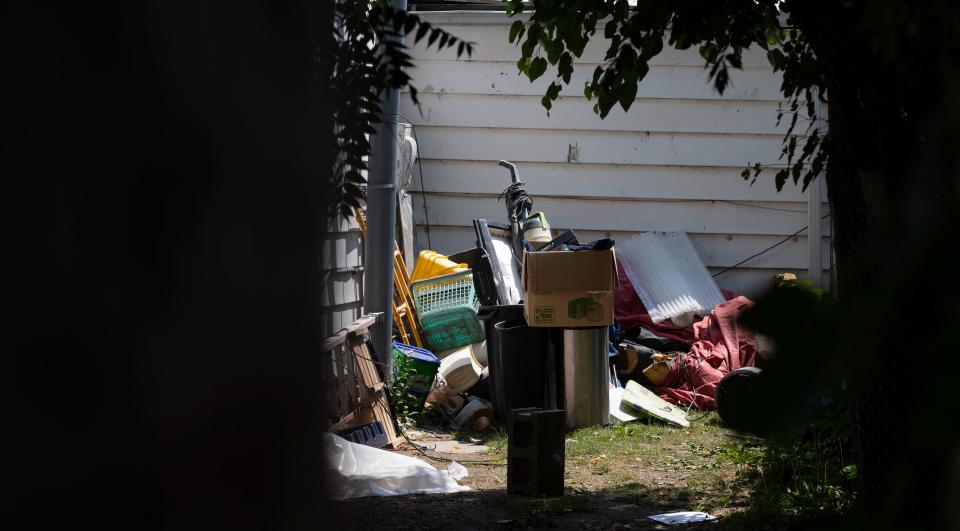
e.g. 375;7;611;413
323;160;782;500
383;160;769;437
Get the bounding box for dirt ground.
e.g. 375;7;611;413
339;414;753;530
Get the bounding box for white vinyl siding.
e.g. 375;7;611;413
402;11;829;298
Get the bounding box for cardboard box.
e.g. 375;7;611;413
522;249;619;327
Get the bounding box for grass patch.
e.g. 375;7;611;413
565;415;730;485
565;413;727;462
482;425;508;458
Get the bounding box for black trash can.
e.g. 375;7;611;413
492;319;558;419
478;305;525;419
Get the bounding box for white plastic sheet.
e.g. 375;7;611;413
617;232;726;324
648;511;717;525
323;433;470;500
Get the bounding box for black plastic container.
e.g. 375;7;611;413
478;305;524;419
492;319;556;418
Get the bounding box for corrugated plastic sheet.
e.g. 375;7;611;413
617;232;726;324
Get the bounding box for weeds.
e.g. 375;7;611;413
719;399;857;528
388;352;421;427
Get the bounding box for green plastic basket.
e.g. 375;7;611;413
411;271;483;351
421;307;485;352
411;271;480;320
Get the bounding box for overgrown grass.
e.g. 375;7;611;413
718;424;858;529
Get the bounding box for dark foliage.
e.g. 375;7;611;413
325;0;474;219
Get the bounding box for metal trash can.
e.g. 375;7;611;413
562;327;610;430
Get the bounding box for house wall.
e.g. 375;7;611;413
401;11;830;298
321;215;364;336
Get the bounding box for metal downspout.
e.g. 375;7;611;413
365;0;408;373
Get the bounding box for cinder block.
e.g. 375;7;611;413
507;408;565;496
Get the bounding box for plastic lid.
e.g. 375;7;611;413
393;342;440;364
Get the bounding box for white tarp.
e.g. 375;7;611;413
323;433;469;500
616;232;726;324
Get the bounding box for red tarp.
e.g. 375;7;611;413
614;262;758;410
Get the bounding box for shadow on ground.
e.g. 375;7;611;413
339;483;727;531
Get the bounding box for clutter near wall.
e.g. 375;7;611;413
324;158;783;501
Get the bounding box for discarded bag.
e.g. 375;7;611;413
323;433;469;499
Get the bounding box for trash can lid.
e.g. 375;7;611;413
393;342;440;364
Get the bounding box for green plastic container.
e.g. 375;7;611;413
392;342;440;415
411;270;479;318
412;271;483;351
421;307;485;352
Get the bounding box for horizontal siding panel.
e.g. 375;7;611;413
321;306;362;337
401;93;787;135
320;270;362;307
414;226;830;270
413;160;810;201
407;18;774;69
414;126;789;167
406;60;783;101
320;231;362;270
412;194;830;236
709;269;818;299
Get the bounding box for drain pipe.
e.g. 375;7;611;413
365;0;408;374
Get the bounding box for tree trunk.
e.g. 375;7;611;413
795;3;960;524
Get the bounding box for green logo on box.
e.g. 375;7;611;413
535;306;555;323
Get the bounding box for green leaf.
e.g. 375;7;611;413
509;20;524;43
517;56;532;75
521;24;542;58
543;36;563;64
699;42;719;62
604;20;618;39
415;22;430;43
636;62;649;82
767;48;785;70
541;94;553;111
404;17;417;34
614;0;629;19
775;169;788;191
618;79;638;112
714;67;729;94
528;56;548;81
558;52;573;83
546;81;561;100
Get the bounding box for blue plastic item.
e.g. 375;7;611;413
393;342;441;414
335;421;388;449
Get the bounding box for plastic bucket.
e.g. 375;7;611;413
411;250;468;282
